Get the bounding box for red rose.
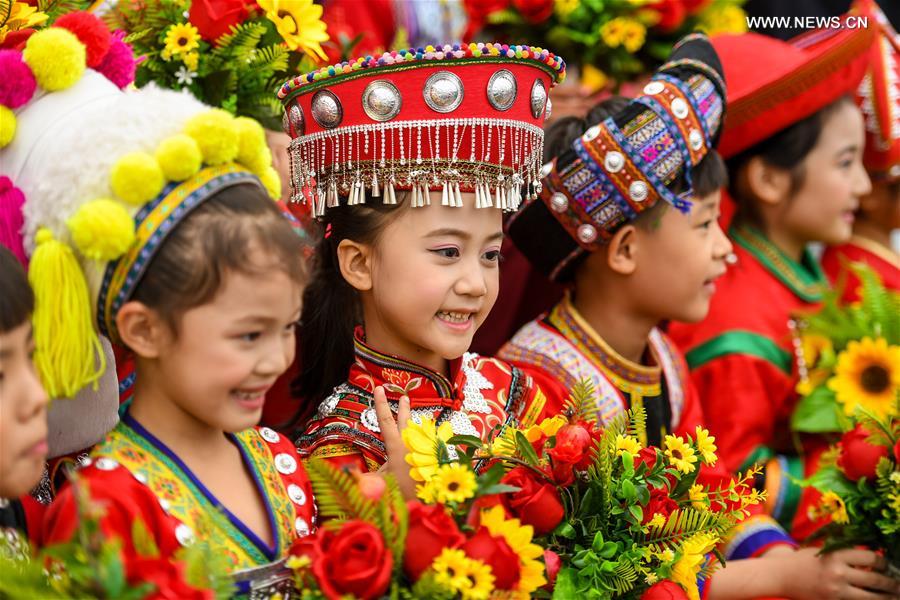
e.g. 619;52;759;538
465;494;509;529
548;423;594;468
462;0;511;40
310;521;393;600
837;425;889;481
544;549;561;587
188;0;250;44
501;467;564;535
641;486;678;525
462;526;521;590
512;0;553;23
646;0;687;32
404;501;465;580
641;580;690;600
634;447;658;471
127;557;213;600
682;0;712;14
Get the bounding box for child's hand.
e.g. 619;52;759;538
777;546;900;599
372;386;417;500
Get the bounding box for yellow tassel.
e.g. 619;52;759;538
28;228;105;398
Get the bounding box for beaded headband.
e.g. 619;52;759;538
278;42;566;218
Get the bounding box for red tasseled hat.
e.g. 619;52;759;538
713;4;876;159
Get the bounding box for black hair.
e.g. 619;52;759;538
727;96;853;227
290;196;407;428
0;244;33;333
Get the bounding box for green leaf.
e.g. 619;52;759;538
792;386;842;433
516;430;541;466
447;434;483;449
628;504;643;523
479;483;522;496
553;567;580;599
555;521;577;539
621;478;637;502
131;518;160;558
798;465;856;497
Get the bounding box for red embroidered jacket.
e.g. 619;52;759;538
821;236;900;303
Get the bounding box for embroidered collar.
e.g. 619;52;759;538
731;225;826;302
548;294;662;397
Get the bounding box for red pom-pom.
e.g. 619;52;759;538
54;12;111;68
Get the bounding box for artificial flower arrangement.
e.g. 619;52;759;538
103;0;329;129
0;477;230;599
462;0;748;89
403;382;764;600
791;264;900;435
800;408;899;574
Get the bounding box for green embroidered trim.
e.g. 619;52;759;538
772;455;804;532
685;330;793;375
107;424;269;565
738;444;776;472
731;225;827;302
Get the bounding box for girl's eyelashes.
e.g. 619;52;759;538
430;246;460;259
238;332;262;342
483;249;502;262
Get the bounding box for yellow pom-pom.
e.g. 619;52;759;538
23;28;86;92
244;145;273;176
68;199;135;262
155;135;202;181
258;167;281;200
28;228;105;399
0;106;15;148
235;116;267;161
110;152;165;205
184;109;239;165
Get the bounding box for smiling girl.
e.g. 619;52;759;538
668;22;879;545
280;43;565;471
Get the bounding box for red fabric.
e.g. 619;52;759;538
821;240;900;303
321;0;396;64
19;494;45;547
713;16;875;158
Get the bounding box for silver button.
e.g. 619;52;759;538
671;98;689;119
175;523;195;546
629;181;649;202
259;427;280;444
604;151;625;173
288;484;307;506
274;453;298;475
486;69;517;111
583;125;601;142
288;103;305;136
311;90;343;129
362;80;402;122
423;71;464;113
550;192;568;213
689;129;704;151
530;78;547;118
577;223;598;243
295;517;310;537
95;458;119;471
643;81;665;95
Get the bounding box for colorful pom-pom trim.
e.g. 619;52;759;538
277;42;567;100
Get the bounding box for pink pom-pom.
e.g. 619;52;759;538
0;176;28;267
0;50;36;108
54;11;111;67
95;36;136;89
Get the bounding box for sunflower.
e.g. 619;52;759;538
431;463;477;504
258;0;328;61
402;416;455;482
688;484;708;510
432;548;475;594
479;505;546;596
828;337;900;420
693;426;717;466
461;558;495;600
664;434;698;474
615;434;642;457
671;532;719;600
163;23;200;56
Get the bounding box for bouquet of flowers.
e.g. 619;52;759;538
287;456;548;599
104;0;329;129
463;0;748;88
402;383;763;600
801;409;899;573
791;265;900;435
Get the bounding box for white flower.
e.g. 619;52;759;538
175;66;196;86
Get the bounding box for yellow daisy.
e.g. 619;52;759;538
461;558;495;600
620;20;647;53
432;548;475;594
0;1;48;44
416;481;437;503
163;23;200;56
688;484;708;510
647;513;666;529
526;415;567;442
693;426;717;466
182;51;199;72
664;434;698;474
671;532;719;600
554;0;579;20
828;337;900;420
817;491;849;524
431;463;477;504
258;0;329;61
402;416;455;482
615;434;642;457
699;5;749;36
479;505;547;596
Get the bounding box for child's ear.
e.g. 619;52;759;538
743;156;791;206
607;225;638;275
115;302;168;358
337;239;373;292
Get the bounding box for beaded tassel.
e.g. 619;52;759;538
371;172;380;197
453;182;462;207
441;180;450;206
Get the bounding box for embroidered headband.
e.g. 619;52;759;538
278;42;566;218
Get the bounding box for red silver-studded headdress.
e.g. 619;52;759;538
277;43;566;218
854;0;900;182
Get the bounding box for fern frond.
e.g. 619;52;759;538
639;508;732;552
305;459;377;523
562;379;600;422
598;561;640;595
